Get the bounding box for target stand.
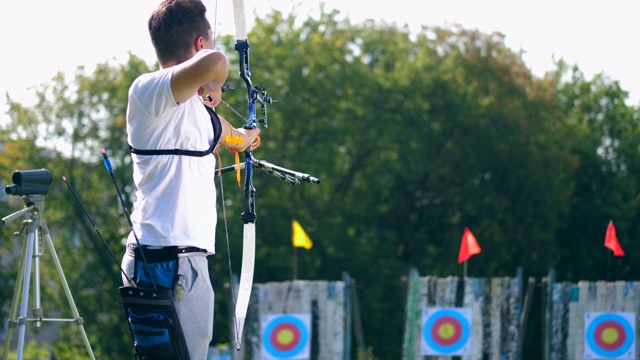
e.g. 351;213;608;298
1;195;95;360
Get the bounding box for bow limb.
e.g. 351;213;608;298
234;223;255;350
231;0;256;351
232;0;248;41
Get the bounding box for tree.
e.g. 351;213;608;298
3;7;640;359
552;62;640;281
213;10;582;358
1;54;154;358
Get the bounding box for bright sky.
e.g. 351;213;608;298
1;0;639;126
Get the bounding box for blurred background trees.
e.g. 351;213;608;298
1;8;639;359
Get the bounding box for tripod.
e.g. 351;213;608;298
2;195;95;360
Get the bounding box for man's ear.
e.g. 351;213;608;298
195;35;205;50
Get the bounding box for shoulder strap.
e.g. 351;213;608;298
130;104;222;157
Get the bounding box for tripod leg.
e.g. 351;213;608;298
41;221;96;360
16;222;37;360
2;227;28;360
31;219;43;328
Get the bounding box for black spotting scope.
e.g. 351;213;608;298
5;169;53;196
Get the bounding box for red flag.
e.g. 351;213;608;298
458;227;482;264
604;220;624;256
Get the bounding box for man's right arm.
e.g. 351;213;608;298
170;50;228;105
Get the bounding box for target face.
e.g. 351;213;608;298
261;313;311;359
584;312;635;359
421;307;472;356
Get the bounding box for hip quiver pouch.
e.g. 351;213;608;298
119;246;190;359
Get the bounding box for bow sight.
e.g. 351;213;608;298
221;82;275;128
5;169;52;196
253;85;278;129
254;85;274;128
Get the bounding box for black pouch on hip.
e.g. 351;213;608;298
119;246;190;360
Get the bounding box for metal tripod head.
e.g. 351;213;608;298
2;195;45;225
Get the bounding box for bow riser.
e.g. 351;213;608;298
234;40;258;129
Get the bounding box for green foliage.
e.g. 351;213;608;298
1;6;639;360
2;340;52;359
0;55;153;359
551;62;640;281
357;346;379;360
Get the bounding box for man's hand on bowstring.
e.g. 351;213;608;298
203;87;223;108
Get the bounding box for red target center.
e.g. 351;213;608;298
430;316;462;346
270;323;301;351
594;320;626;350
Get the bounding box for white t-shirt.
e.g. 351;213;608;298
126;67;218;253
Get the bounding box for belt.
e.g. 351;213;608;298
177;246;207;254
139;245;206;253
134;246;207;262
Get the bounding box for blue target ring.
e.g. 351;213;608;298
585;313;634;358
262;315;309;358
423;309;471;354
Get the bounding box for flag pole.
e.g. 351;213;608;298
463;260;468;279
606;250;611;282
293;244;298;280
606;219;612;282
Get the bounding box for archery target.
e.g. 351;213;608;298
420;307;472;356
261;313;311;359
584;312;635;359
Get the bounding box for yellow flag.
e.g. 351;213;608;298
292;220;313;250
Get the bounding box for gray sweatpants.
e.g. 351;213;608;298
122;250;214;360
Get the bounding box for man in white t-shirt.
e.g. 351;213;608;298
120;0;260;358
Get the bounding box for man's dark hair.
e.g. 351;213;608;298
148;0;212;65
